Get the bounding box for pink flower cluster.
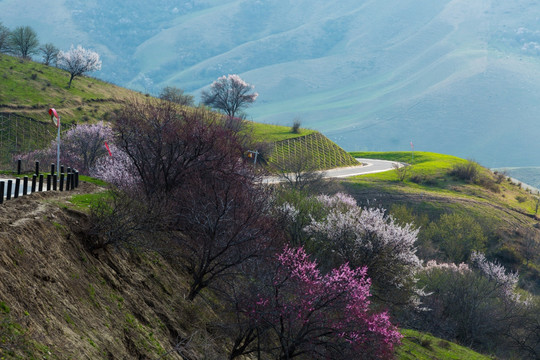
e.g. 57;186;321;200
248;246;402;358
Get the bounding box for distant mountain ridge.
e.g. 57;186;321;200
1;0;540;167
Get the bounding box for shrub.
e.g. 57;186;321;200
415;254;523;354
158;86;194;106
449;160;480;182
493;246;523;269
393;163;408;181
409;173;437;185
424;213;487;263
291;117;301;134
494;170;507;184
476;174;500;192
516;195;527;203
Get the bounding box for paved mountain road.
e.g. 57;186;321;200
263;158;401;184
325;158;401;178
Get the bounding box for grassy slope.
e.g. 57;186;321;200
349;151;540;216
245;121;317;142
0;54;145;124
0;185;234;359
397;329;493;360
0;55;355;172
345;151;540;293
347;152;539;358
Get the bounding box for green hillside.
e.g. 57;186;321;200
267;131;358;172
0;54;148;166
0;55;356;172
0;185;499;360
0;54;144;123
346;151;540;295
397;329;493;360
0;55;536;359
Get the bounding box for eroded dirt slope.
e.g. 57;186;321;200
0;184;223;359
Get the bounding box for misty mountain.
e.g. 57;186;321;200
1;0;540;166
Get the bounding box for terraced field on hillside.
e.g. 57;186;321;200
269;131;358;171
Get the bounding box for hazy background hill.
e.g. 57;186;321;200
2;0;540;167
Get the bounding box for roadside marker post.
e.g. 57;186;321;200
48;108;60;181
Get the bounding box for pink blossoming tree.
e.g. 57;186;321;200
231;246;402;359
17;121;113;175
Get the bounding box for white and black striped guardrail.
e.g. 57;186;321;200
0;160;79;204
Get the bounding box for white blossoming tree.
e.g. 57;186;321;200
416;254;526;352
279;192;422;309
201;74;258;118
57;45;102;88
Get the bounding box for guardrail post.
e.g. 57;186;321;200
31;175;36;193
47;174;51;191
59;173;64;191
71;170;76;189
53;174;57;191
17;159;21;175
14;178;20;198
0;182;4;204
23;176;28;196
66;173;71;191
51;164;55;175
39;174;43;192
35;161;39;176
6;180;12;200
75;170;79;188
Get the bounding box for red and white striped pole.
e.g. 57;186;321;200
48;108;60;179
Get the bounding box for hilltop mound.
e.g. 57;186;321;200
269;131;359;171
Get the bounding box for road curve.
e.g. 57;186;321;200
263;158;401;184
324;158;401;178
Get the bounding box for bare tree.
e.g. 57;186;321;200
201;74;258;118
522;230;540;266
111;99;279;300
0;22;10;54
113;99;226;197
39;43;59;66
393;162;408;181
275;152;326;191
8;26;39;59
176;167;277;300
159;86;194;106
57;45;101;88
